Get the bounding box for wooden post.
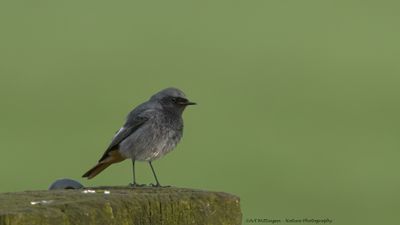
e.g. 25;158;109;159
0;187;241;225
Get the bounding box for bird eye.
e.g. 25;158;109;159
171;97;178;103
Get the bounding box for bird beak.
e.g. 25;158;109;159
184;101;196;106
176;98;196;106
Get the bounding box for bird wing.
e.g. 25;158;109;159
98;112;150;162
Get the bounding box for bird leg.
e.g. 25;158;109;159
129;159;146;188
149;161;169;187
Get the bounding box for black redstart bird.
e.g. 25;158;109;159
82;87;195;187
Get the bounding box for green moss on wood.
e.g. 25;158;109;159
0;187;241;225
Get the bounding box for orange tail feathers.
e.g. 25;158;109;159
82;151;125;179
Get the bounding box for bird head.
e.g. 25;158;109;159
150;87;196;114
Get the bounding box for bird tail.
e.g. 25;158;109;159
82;162;113;179
82;151;125;179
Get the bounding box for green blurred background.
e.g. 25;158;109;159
0;1;399;224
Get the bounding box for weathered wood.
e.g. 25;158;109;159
0;186;241;225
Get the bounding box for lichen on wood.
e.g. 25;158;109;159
0;186;241;225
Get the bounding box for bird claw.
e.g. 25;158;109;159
129;182;147;188
150;183;170;188
150;183;161;187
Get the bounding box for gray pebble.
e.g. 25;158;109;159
49;178;84;190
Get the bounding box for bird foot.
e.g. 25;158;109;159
129;182;147;188
150;183;170;188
